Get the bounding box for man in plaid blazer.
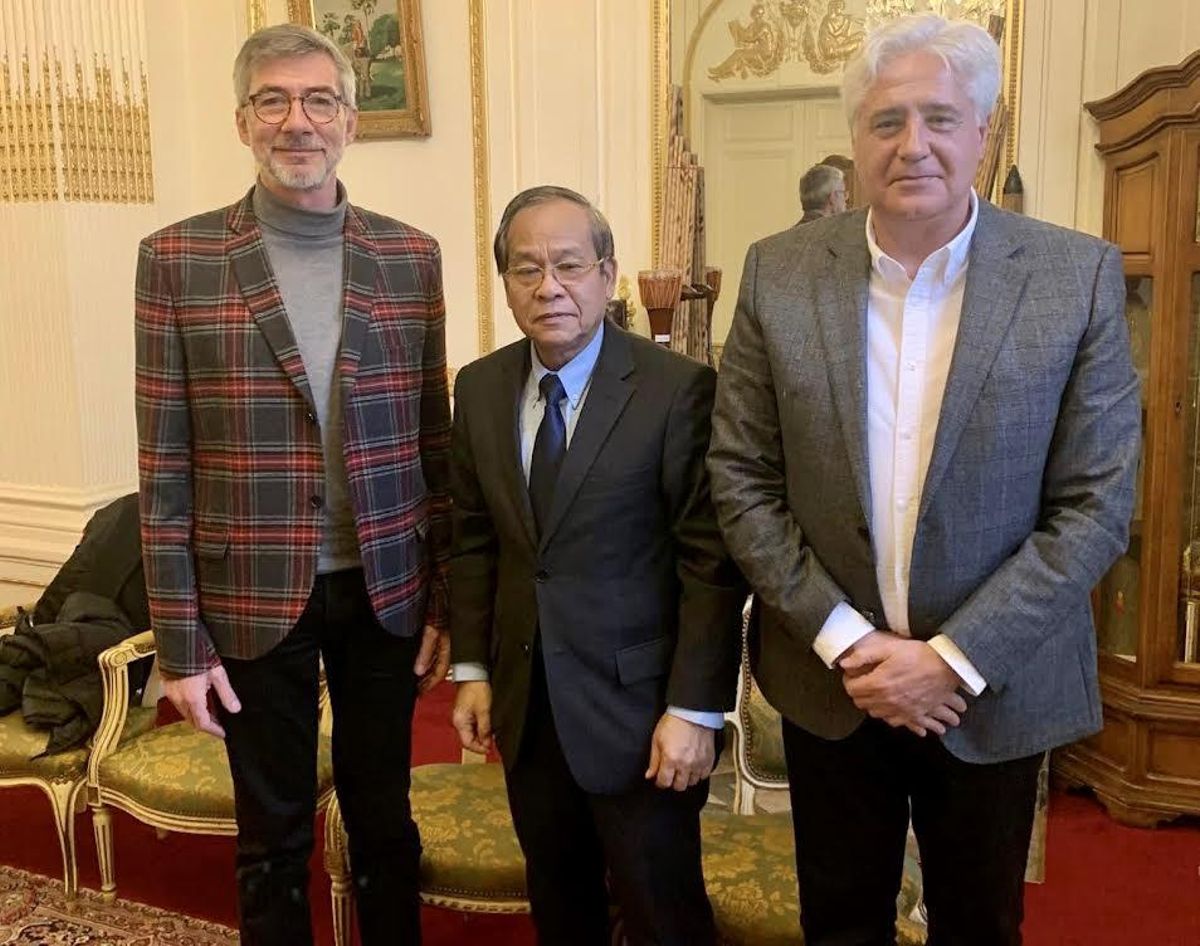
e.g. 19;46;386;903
134;25;449;945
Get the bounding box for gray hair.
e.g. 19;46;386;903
841;14;1000;129
799;164;844;211
493;186;615;273
234;24;357;109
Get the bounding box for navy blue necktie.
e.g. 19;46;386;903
529;373;566;536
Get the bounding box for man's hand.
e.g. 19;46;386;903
839;632;967;737
162;665;241;739
452;681;494;754
414;624;451;694
645;714;716;791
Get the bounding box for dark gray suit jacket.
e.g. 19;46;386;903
708;201;1141;763
450;325;745;793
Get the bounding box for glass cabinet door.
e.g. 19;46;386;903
1096;276;1151;662
1179;273;1200;666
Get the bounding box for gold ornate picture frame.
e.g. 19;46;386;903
288;0;431;139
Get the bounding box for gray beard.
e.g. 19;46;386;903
263;155;333;191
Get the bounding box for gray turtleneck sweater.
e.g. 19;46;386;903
253;182;360;574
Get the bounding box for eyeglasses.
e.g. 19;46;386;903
502;258;610;289
245;89;345;125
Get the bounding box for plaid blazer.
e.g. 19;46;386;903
135;187;451;676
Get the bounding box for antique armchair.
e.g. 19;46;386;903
0;602;156;898
701;600;928;945
325;748;529;946
86;630;338;916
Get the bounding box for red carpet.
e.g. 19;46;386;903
1;681;1197;945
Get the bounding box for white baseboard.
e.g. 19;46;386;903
0;482;135;583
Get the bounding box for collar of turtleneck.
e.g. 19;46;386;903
252;179;348;239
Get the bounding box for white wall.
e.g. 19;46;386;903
3;0;1197;581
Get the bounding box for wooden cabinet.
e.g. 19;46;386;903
1054;52;1200;827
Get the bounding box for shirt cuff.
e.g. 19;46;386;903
451;661;489;683
666;706;725;730
927;635;987;696
812;601;875;669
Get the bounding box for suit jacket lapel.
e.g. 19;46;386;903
497;344;539;550
537;326;635;552
337;206;378;400
817;214;873;525
918;202;1029;519
228;191;316;413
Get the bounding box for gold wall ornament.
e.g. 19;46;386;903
468;0;493;356
708;0;865;82
0;0;154;205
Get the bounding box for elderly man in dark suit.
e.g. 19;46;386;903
708;14;1140;946
135;24;450;946
449;185;744;946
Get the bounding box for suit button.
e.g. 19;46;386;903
305;410;318;425
521;642;531;656
861;609;876;625
534;569;549;583
857;524;870;541
309;495;324;510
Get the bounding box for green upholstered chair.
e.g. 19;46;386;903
86;630;341;933
701;807;927;945
0;603;155;897
706;599;928;945
325;750;530;946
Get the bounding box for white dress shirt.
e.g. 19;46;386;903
453;322;724;727
812;192;986;696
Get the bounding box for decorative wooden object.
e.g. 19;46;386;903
1052;49;1200;827
1001;165;1024;214
657;85;713;363
638;269;684;345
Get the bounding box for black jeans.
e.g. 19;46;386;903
782;717;1042;946
219;568;423;946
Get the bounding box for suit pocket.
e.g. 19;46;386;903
615;636;674;686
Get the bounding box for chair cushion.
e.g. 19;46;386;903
98;720;333;820
410;762;527;903
701;809;926;946
0;707;156;782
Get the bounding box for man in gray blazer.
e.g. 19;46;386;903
708;14;1140;946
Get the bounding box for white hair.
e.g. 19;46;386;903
841;13;1000;129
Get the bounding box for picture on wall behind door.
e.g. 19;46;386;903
292;0;431;139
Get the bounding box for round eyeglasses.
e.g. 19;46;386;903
502;258;610;289
245;90;345;125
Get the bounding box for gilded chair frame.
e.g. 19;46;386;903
86;630;335;901
0;601;86;897
325;748;529;946
724;600;788;815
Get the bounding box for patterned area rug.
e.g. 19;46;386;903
0;865;237;944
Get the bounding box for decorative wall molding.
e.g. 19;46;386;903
469;0;494;355
0;482;134;583
0;0;153;204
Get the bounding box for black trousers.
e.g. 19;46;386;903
503;649;717;946
218;568;423;946
781;717;1042;946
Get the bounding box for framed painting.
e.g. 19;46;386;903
288;0;431;139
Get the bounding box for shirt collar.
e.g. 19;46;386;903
865;188;979;286
529;321;605;408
